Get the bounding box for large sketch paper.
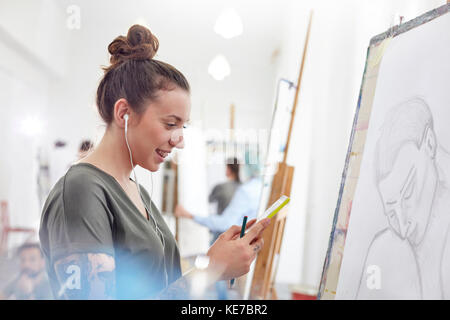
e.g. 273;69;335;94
336;12;450;299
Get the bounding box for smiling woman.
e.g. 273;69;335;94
38;24;270;300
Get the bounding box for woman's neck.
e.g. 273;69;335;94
78;127;133;186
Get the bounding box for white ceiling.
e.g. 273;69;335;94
59;0;288;65
0;0;297;144
52;0;292;129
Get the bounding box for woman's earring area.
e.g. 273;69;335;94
124;114;129;132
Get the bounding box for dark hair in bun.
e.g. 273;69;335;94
107;25;159;69
97;24;190;124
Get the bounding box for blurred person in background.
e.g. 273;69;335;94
77;139;94;160
175;161;262;298
176;157;241;245
175;157;241;299
0;243;52;300
175;160;262;236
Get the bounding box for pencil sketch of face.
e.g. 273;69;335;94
375;98;438;246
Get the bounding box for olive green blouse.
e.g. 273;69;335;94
39;163;182;299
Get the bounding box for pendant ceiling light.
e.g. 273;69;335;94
214;8;243;39
20;115;44;136
208;54;231;81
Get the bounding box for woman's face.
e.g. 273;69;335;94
128;87;191;172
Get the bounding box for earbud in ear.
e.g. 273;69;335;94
124;114;129;133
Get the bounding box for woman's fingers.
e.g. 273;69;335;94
243;218;271;244
221;225;242;241
174;204;184;217
224;218;258;241
250;237;264;257
245;218;257;230
228;218;258;240
208;219;269;281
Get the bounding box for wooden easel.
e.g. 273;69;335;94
249;11;313;300
230;103;235;138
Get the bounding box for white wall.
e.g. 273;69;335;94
0;0;71;248
0;50;46;239
274;0;446;291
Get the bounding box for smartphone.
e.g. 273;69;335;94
257;195;290;221
245;195;290;234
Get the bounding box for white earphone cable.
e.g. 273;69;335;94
124;115;168;286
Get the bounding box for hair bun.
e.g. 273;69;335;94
107;24;159;68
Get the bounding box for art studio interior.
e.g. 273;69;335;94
0;0;449;301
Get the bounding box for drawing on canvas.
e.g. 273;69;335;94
356;98;450;299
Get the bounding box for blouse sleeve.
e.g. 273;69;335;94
44;171;115;263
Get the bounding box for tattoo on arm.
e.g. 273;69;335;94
54;253;115;300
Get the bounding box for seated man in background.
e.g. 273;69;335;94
0;242;53;300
